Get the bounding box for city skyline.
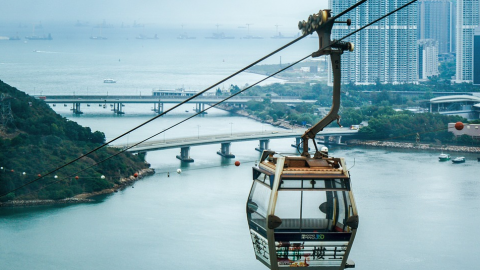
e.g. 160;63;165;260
329;0;418;85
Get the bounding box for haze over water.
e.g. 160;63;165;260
1;23;480;270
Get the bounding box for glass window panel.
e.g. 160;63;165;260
255;172;270;186
248;181;271;218
275;191;301;229
301;191;331;230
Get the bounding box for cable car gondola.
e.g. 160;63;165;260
247;8;358;270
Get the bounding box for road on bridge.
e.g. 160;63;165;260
113;128;359;153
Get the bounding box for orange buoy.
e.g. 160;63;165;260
235;161;240;166
75;176;79;180
37;174;41;177
455;121;464;130
133;173;138;178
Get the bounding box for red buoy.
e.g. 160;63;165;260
11;169;14;172
235;161;240;166
75;176;79;180
37;174;41;177
133;173;138;178
455;122;464;131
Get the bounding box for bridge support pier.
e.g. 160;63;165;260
291;137;311;151
176;147;194;163
73;102;83;114
318;135;344;145
291;137;302;149
196;103;207;114
153;101;164;114
333;136;343;145
113;103;125;115
217;142;235;158
255;139;270;152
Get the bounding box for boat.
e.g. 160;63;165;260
438;153;450;161
136;34;158;40
104;79;116;83
205;32;234;39
452;157;466;163
25;33;52;40
177;33;196;39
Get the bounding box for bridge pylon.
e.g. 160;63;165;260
176;147;194;163
217;142;235;158
255;139;270;152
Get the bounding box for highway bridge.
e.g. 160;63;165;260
36;95;316;115
113;128;359;162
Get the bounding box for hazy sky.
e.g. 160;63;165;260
2;0;330;29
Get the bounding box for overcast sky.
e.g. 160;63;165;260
2;0;330;29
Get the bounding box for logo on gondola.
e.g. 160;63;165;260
301;234;325;240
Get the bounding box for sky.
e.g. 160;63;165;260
1;0;330;29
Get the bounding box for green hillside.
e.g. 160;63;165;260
0;80;149;202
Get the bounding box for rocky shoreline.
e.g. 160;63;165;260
0;168;155;207
347;140;480;153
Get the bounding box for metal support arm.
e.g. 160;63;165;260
301;51;343;157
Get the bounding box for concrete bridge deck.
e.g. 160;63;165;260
112;128;359;162
38;95;316;104
37;94;316;115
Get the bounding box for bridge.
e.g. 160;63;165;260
113;128;359;162
36;95;316;115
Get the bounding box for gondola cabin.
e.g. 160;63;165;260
247;151;358;269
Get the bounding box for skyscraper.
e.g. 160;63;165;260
418;0;455;54
418;39;440;80
329;0;418;85
456;0;480;83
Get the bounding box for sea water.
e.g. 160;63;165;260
1;25;480;270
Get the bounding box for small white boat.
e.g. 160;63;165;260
452;157;466;163
438;153;450;161
103;79;116;83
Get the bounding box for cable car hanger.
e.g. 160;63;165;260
246;1;418;269
299;8;354;159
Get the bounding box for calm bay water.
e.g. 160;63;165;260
1;26;480;270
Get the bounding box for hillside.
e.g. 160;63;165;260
0;80;150;202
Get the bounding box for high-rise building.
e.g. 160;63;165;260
329;0;418;85
455;0;480;83
418;0;455;54
473;27;480;85
418;39;440;80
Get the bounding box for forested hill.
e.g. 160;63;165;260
0;80;149;202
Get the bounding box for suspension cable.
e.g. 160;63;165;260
13;55;312;197
0;35;308;197
0;0;419;198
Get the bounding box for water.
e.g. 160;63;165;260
1;26;480;270
0;25;317;96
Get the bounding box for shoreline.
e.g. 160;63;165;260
221;106;480;154
347;140;480;153
0;168;155;208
